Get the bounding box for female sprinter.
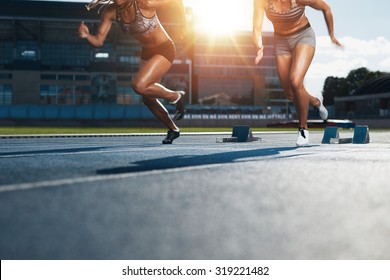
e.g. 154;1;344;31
253;0;342;146
79;0;187;144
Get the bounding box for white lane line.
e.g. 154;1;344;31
0;144;180;158
0;132;231;139
0;163;228;194
0;149;119;158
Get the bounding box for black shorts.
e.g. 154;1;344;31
141;39;176;63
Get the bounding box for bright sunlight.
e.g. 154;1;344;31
184;0;253;35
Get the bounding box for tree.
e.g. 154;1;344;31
346;67;370;95
322;67;388;105
322;76;347;105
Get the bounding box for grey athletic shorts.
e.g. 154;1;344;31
274;24;316;56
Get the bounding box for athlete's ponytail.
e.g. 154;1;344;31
85;0;114;13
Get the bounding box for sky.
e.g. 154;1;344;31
34;0;390;95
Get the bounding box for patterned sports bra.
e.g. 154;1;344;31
116;0;160;35
265;0;305;27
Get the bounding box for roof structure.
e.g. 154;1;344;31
355;75;390;95
0;0;99;21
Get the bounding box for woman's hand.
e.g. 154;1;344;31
78;21;89;39
330;35;342;47
255;46;264;64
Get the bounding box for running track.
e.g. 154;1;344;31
1;130;389;259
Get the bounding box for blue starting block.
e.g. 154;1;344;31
231;125;256;142
322;125;370;144
352;125;370;144
217;125;261;143
321;126;340;144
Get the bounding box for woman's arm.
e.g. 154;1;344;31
299;0;342;46
78;7;114;47
138;0;182;9
253;0;265;64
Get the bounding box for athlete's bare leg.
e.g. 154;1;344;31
142;96;179;131
132;55;181;102
275;44;317;129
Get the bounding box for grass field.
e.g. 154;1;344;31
2;127;387;135
0;126;301;135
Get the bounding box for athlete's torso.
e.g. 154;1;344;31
116;0;160;35
265;0;308;34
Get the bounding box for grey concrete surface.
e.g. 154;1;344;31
0;130;389;259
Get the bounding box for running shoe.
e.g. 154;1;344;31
162;130;180;144
296;127;309;147
314;95;328;120
170;91;186;120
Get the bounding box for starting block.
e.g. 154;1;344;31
322;125;370;144
352;125;370;144
217;125;261;143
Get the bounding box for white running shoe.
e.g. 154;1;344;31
315;95;328;120
296;128;309;147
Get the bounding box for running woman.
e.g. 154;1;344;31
253;0;342;146
79;0;187;144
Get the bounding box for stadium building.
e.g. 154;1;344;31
333;75;390;127
0;0;287;125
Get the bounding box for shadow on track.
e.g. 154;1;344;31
97;146;298;175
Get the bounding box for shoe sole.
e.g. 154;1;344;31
162;132;180;144
296;143;310;147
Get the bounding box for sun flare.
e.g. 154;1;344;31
185;0;252;35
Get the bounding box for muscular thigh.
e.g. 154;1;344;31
290;44;315;82
134;55;172;86
275;55;293;97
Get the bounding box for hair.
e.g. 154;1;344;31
85;0;114;12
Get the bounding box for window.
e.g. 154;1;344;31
92;45;114;62
41;43;90;67
117;86;141;104
0;42;13;64
0;73;12;79
16;41;39;61
0;84;13;105
41;74;57;80
40;84;91;105
40;85;59;105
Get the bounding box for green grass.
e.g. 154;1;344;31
0;126;296;135
1;126;386;135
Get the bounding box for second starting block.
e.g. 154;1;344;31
322;125;370;144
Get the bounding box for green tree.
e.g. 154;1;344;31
322;67;387;104
346;67;370;95
322;76;347;105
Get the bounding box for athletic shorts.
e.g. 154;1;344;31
274;24;316;56
141;39;176;63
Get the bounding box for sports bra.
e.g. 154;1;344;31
265;0;305;27
116;0;160;35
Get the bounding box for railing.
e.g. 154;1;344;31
0;104;291;121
